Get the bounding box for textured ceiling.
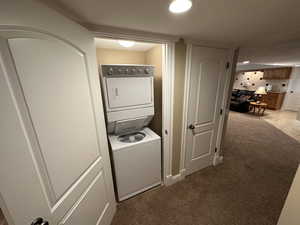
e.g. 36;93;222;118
42;0;300;66
45;0;300;47
238;41;300;70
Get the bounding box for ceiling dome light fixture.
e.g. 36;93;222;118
169;0;192;13
118;40;135;48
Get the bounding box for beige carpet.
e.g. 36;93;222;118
263;110;300;143
111;111;300;225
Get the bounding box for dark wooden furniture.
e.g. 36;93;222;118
230;89;255;112
263;67;292;80
249;102;267;116
262;92;286;110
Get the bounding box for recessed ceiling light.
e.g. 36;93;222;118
118;40;135;48
169;0;192;14
242;61;250;64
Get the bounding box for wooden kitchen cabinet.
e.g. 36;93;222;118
262;92;286;110
263;67;292;80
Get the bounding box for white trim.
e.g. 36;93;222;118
216;49;240;157
91;24;179;44
214;49;237;161
213;154;224;166
92;32;175;187
165;169;186;186
162;43;175;185
179;43;192;173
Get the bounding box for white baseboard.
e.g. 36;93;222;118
165;169;186;186
179;168;187;177
165;156;223;187
213;154;224;166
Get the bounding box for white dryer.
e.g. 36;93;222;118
109;128;161;201
100;64;155;134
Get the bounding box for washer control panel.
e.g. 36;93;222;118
101;65;155;77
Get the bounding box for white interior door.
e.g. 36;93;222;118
185;45;229;176
283;67;300;111
0;1;116;225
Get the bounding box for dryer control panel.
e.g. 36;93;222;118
101;65;154;77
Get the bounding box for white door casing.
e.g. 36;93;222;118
283;67;300;111
184;45;230;176
0;1;116;225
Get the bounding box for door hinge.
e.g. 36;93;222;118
226;62;230;69
215;147;218;153
220;109;223;115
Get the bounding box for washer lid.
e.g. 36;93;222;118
109;128;161;151
117;132;146;143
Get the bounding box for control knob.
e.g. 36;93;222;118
107;68;113;75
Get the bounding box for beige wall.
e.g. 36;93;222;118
97;46;163;137
234;71;289;92
96;48;146;65
145;46;163;137
172;40;187;175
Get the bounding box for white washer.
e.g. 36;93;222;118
108;127;161;201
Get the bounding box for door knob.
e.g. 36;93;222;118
31;217;49;225
188;124;195;130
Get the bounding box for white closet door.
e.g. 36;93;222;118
0;1;116;225
284;68;300;111
184;46;229;175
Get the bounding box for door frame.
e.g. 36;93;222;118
179;42;238;177
282;67;300;111
93;30;177;186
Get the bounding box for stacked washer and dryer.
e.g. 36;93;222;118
100;64;162;201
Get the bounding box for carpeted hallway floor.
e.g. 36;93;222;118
111;111;300;225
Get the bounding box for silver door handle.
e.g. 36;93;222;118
115;88;119;96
